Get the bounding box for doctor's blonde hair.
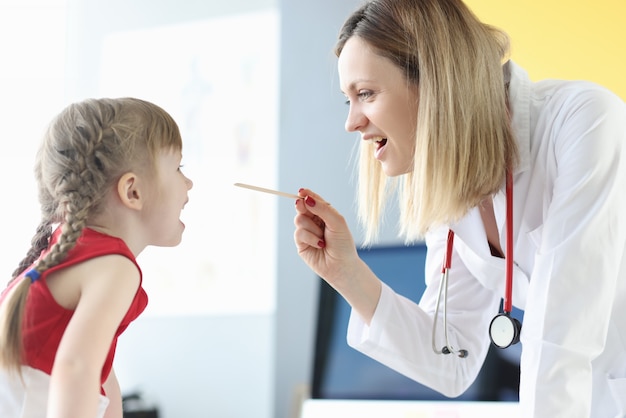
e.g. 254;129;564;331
335;0;518;243
0;97;182;374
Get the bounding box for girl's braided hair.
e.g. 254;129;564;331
0;97;182;373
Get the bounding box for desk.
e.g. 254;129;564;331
300;399;520;418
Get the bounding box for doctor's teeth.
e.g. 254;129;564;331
365;136;385;144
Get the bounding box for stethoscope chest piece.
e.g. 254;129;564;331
489;313;522;349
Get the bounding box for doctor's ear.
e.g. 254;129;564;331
116;172;145;210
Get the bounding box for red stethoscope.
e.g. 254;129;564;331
431;171;522;358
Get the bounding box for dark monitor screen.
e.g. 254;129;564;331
311;243;522;401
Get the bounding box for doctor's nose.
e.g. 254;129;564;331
344;104;367;133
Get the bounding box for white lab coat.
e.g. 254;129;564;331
347;61;626;417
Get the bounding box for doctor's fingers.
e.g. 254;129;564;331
295;188;347;233
295;208;325;236
294;200;357;255
294;218;325;251
294;188;329;214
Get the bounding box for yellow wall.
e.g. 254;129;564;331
465;0;626;100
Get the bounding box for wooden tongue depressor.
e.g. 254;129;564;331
234;183;303;199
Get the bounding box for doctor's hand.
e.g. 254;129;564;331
294;188;360;285
294;189;381;323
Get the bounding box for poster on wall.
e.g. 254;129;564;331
99;10;279;316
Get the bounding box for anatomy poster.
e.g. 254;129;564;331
99;10;279;316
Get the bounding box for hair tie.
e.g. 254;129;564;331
25;268;41;283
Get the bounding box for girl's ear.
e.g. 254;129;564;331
117;172;144;210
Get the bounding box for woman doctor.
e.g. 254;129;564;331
293;0;626;416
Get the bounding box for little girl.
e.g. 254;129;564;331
0;97;193;418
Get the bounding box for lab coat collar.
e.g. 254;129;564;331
505;60;532;176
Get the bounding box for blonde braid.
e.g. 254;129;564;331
10;221;53;281
34;103;112;274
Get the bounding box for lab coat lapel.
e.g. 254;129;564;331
451;205;529;310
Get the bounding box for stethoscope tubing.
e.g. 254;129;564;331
431;230;468;357
503;171;514;314
432;171;519;358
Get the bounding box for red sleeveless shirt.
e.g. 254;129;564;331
12;227;148;394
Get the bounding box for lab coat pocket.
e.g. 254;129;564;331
527;223;544;250
607;376;626;414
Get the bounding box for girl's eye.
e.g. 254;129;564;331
178;164;185;172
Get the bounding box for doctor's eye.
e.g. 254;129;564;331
357;90;374;100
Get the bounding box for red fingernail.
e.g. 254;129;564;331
299;188;304;193
305;196;316;207
318;240;326;248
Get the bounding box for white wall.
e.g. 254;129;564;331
275;0;357;415
115;315;273;418
63;1;399;417
275;1;401;417
63;1;280;417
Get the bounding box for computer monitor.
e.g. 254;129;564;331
311;243;522;401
